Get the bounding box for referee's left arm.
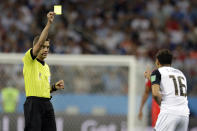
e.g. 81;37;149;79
50;80;64;93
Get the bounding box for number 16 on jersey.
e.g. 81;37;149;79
169;75;187;97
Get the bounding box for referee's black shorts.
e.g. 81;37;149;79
24;96;56;131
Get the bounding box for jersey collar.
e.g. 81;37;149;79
36;58;45;66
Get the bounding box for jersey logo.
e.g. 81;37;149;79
151;75;156;82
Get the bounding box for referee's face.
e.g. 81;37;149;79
38;41;50;60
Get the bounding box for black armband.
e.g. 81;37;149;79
51;84;57;92
151;69;161;85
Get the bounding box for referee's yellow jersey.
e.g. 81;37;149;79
22;49;51;98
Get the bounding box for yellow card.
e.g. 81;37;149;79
54;5;62;15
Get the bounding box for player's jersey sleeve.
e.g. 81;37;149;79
146;79;151;88
151;69;161;85
22;49;36;65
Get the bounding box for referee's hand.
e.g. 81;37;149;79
55;80;64;90
47;12;55;24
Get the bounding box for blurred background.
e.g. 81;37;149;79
0;0;197;131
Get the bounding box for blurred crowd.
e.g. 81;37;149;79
0;0;197;95
0;64;129;95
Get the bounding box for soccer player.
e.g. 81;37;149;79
22;12;64;131
138;79;160;127
144;49;190;131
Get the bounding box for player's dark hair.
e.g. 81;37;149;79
156;49;173;65
33;35;50;47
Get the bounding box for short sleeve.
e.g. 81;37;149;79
146;79;151;88
22;49;36;65
151;69;161;85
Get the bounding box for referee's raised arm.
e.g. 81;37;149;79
32;12;55;57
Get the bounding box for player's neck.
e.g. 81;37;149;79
36;56;44;62
160;64;171;67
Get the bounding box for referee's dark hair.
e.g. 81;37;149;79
33;35;50;47
156;49;173;65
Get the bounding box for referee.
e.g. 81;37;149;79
22;12;64;131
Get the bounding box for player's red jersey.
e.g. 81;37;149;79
146;80;160;127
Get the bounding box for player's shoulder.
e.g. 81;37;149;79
24;48;32;55
151;69;161;76
23;48;37;64
22;48;32;61
160;66;183;75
